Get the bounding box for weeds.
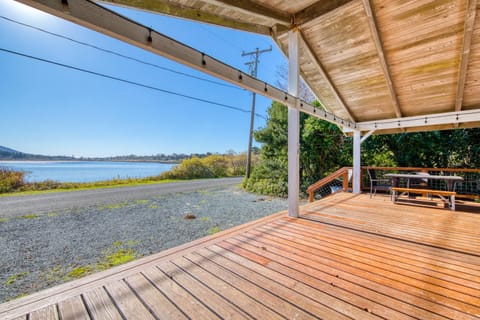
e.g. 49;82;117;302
98;202;129;210
98;249;136;270
18;214;39;219
68;266;94;278
208;226;221;235
4;272;28;285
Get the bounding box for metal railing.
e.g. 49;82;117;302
363;167;480;200
307;166;480;202
307;167;351;202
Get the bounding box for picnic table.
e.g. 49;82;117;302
385;173;464;210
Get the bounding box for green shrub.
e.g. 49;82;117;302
0;168;25;193
160;157;214;179
243;158;288;197
203;155;229;177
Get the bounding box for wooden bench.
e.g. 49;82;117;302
391;187;457;210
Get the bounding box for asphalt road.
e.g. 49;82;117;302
0;177;243;218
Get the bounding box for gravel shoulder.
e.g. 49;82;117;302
0;177;243;218
0;183;288;303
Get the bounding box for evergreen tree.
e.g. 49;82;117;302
243;101;351;196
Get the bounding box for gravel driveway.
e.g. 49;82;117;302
0;184;288;303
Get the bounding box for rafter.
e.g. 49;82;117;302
99;0;272;35
298;32;356;122
362;0;402;118
293;0;353;26
455;0;477;112
16;0;355;130
199;0;291;26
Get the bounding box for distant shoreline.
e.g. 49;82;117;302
0;159;180;164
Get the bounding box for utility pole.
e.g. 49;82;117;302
242;46;272;178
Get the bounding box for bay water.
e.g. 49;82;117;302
0;161;176;183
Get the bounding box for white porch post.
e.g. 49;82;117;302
353;130;361;194
288;29;300;217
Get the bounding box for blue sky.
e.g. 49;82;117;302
0;0;287;157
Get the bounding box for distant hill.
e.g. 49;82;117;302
0;145;74;161
0;145;213;163
0;146;20;154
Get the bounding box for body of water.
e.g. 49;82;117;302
0;161;176;183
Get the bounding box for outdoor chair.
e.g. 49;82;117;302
367;168;391;198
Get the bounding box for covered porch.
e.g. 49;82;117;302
1;192;479;319
3;0;480;318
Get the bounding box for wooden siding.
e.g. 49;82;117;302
464;3;480;109
1;193;479;320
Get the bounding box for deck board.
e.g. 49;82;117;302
1;193;479;320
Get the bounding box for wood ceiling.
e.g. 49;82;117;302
66;0;480;133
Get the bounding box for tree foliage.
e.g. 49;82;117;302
362;130;480;168
243;101;351;196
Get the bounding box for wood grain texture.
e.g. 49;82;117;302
1;193;479;320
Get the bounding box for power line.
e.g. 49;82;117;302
0;15;243;91
0;47;267;120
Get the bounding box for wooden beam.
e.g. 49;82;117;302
356;109;480;132
298;32;356;122
99;0;273;35
15;0;356;130
455;0;477;112
198;0;291;26
362;0;402;118
294;0;353;26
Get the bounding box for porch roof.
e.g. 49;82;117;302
97;0;480;134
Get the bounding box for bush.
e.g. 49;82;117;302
243;158;288;197
159;157;215;179
0;168;25;193
202;155;229;177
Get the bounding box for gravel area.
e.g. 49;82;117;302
0;185;288;303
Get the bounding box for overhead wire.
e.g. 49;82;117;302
0;47;267;120
0;15;244;91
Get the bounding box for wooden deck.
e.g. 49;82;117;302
1;193;479;320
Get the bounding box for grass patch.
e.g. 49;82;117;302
46;212;58;217
200;217;210;222
148;204;159;209
98;202;129;210
113;241;123;247
5;272;28;285
0;217;9;223
98;249;136;270
18;214;39;219
208;226;221;235
68;266;94;278
135;199;149;205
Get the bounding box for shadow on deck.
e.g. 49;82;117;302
1;193;479;319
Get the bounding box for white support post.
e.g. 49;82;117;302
353;130;361;194
288;30;300;217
